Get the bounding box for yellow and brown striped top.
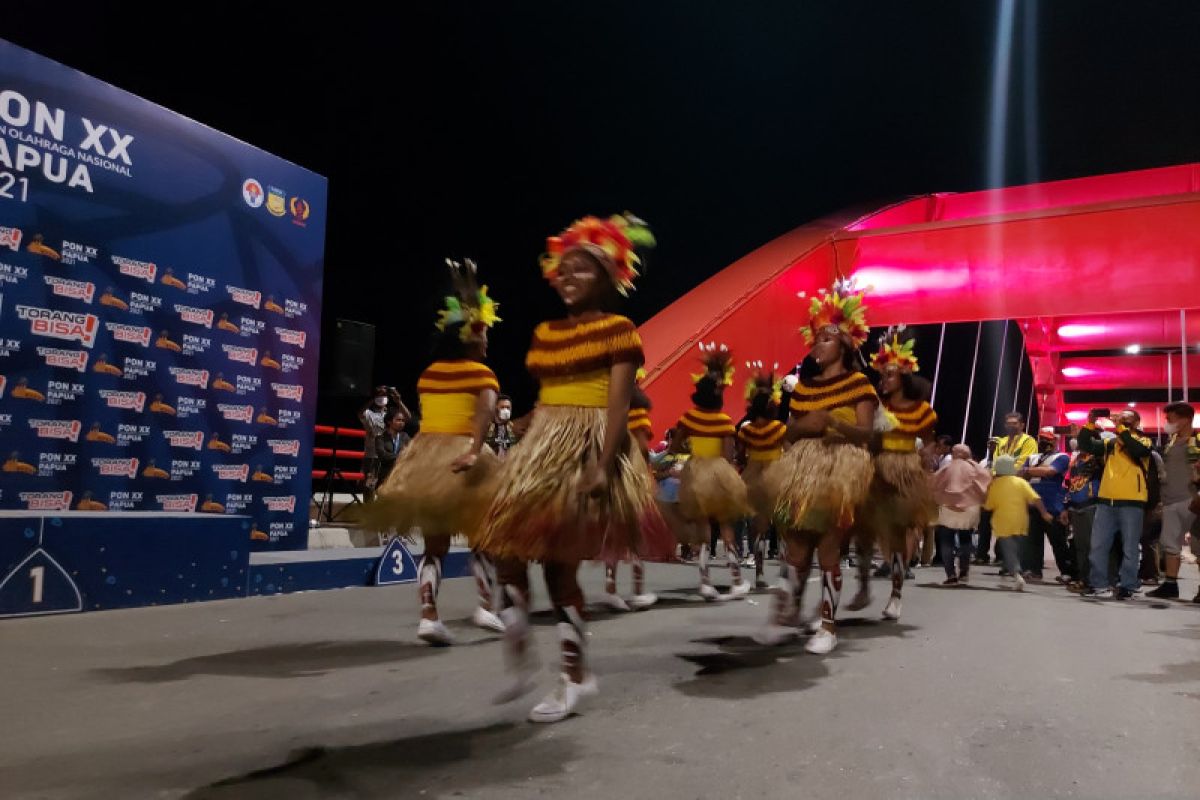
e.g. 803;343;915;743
789;371;878;416
526;314;644;379
417;360;499;435
884;398;937;436
627;407;653;437
677;408;735;458
738;419;787;461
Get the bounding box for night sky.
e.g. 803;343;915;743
9;1;1200;443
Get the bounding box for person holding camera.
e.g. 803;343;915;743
975;412;1039;565
358;386;415;500
1077;408;1154;600
1146;402;1200;601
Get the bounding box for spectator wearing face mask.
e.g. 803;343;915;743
485;394;522;458
358;385;413;500
1146;402;1200;600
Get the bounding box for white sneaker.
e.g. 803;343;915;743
628;593;658;611
727;580;751;599
804;616;823;635
805;627;837;654
699;583;723;602
882;595;902;620
1014;573;1026;592
753;623;797;646
417;618;453;646
472;607;506;634
599;592;631;612
528;672;599;723
846;586;872;611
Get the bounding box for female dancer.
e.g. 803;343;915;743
478;213;657;723
737;362;788;588
848;326;937;620
758;281;878;653
674;343;752;600
369;259;504;644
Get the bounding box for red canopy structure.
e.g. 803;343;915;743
639;163;1200;435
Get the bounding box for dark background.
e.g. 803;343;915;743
8;1;1200;447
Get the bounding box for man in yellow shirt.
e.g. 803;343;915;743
984;455;1053;591
976;411;1039;565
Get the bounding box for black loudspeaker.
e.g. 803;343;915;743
326;319;375;397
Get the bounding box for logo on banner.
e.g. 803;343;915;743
99;390;147;412
218;403;254;424
92;457;140;478
289;197;310;226
157;494;198;512
271;383;303;402
242;179;264;208
163;430;204;450
169;367;209;389
212;464;250;482
274;327;307;348
0;227;23;251
222;344;258;366
20;491;73;511
44;276;95;303
174;304;214;328
36;347;89;372
26;234;61;260
263;495;296;513
226;285;262;309
112;256;157;283
105;322;153;347
268;439;301;457
16;306;99;348
29;419;82;443
266;187;287;217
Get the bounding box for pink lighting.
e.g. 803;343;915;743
1060;366;1094;378
849;266;969;297
1057;324;1107;339
1065;411;1088;422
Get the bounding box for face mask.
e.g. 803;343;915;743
374;396;387;407
1165;421;1180;435
498;408;512;421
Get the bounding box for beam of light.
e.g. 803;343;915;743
1125;344;1141;354
1065;411;1087;422
1056;323;1107;339
1060;366;1094;378
987;0;1018;190
848;266;970;297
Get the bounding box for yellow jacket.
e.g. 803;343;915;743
1078;424;1153;504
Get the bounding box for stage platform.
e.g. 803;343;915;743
0;512;462;618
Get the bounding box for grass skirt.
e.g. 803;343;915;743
741;459;776;519
766;438;873;532
363;434;499;545
678;457;750;524
860;450;936;539
476;406;655;563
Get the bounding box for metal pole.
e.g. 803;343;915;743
1182;309;1189;402
1168;351;1173;404
1011;331;1025;413
931;322;947;406
1027;384;1036;431
962;321;984;444
988;320;1011;434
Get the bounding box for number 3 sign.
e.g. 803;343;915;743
373;538;417;586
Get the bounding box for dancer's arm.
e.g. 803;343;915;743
581;362;637;496
827;399;876;445
451;388;498;473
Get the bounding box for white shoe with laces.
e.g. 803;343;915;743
628;593;658;610
599;592;631;612
727;580;751;599
528;672;599;723
417;618;453;646
472;607;506;634
882;595;902;620
805;627;838;654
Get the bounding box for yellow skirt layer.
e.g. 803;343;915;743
678;456;750;524
741;459;776;519
476;405;654;563
766;438;873;532
364;434;499;544
860;449;937;538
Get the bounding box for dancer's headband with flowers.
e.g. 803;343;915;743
870;325;919;374
691;342;735;387
540;212;655;296
435;258;500;344
799;277;870;351
743;360;782;406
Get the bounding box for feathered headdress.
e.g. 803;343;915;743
799;277;870;349
435;258;500;343
743;360;782;405
540;212;655;296
870;325;919;373
691;342;735;387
